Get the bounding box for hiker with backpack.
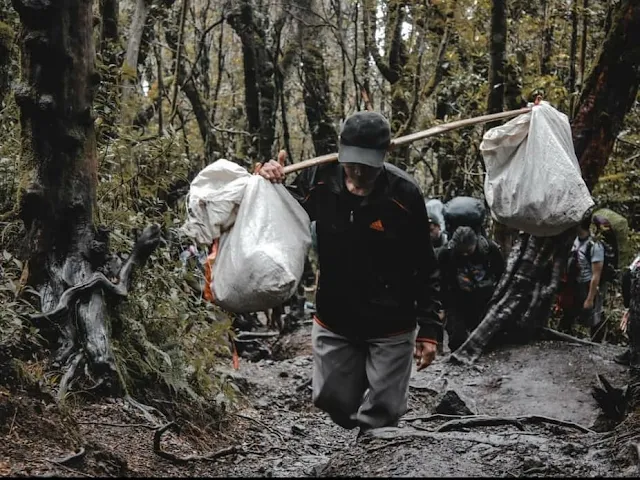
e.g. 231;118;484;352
558;216;606;341
614;254;640;366
257;111;442;435
426;199;448;251
437;224;505;352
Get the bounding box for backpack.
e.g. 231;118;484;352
584;238;615;285
443;196;486;235
589;208;629;284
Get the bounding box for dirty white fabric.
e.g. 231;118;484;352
426;198;446;231
181;159;312;312
480;101;594;237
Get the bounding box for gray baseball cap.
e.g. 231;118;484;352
338;111;391;168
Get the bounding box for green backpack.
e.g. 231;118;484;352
590;208;630;283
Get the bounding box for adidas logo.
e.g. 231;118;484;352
369;219;384;231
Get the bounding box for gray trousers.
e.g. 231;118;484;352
311;320;416;430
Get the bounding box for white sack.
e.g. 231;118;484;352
181;159;311;312
426;199;446;232
181;159;251;245
480;101;594;236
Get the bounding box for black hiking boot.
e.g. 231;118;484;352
614;349;631;366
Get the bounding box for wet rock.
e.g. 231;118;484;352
522;455;544;470
434;389;477;415
292;424;306;435
256;398;270;409
219;368;252;393
409;376;446;395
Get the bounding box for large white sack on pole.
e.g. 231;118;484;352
480;101;594;236
181;159;311;312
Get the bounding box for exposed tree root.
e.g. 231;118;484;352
153;421;242;464
436;416;525;432
29;225;161;401
31;225;161;323
435;414;594;434
542;327;603;347
124;394;167;427
49;447;86;466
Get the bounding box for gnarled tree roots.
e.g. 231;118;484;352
30;224;162;402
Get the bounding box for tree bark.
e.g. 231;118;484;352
487;0;507;122
163;9;220;161
540;0;555;75
226;0;277;164
99;0;119;55
298;0;338;156
11;0;160;397
578;0;589;90
568;0;579;116
121;0;153;116
452;0;640;365
0;20;13;108
487;0;516;256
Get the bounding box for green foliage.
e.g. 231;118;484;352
92;118;235;406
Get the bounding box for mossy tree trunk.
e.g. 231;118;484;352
12;0;160;398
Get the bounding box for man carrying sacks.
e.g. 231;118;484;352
258;111;442;434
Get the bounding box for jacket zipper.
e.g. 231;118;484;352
350;210;354;223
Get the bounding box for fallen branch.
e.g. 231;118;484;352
153;422;241;464
235;331;281;340
522;466;549;476
403;414;477;423
296;377;312;392
517;415;594;434
45;459;94;478
542;327;603;347
48;447;87;466
436;416;525;432
433;414;594;434
77;421;157;430
366;439;413;453
234;413;286;441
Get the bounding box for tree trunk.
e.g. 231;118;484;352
0;20;13;108
298;0;338;156
163;9;220;162
540;0;555;75
100;0;119;55
487;0;507;120
568;0;579;116
578;0;589;89
452;0;640;365
11;0;160;398
226;0;277;164
487;0;516;257
121;0;153;116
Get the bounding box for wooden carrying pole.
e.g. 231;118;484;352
282;106;533;174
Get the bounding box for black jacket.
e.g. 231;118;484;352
287;162;442;341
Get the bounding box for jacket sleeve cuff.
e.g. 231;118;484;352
417;324;441;344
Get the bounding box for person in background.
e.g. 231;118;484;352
437;226;505;352
426;199;448;251
614;253;640;366
558;216;605;341
429;217;448;250
257;110;442;435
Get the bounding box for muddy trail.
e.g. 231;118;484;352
1;321;638;478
